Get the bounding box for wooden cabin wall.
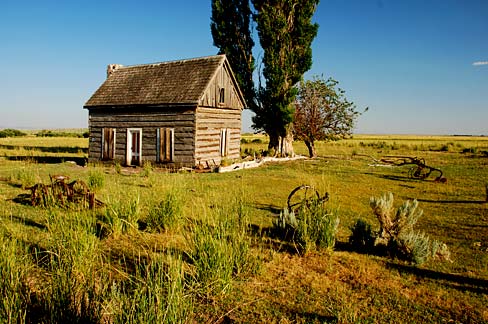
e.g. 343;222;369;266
87;108;196;166
199;64;244;110
194;106;241;166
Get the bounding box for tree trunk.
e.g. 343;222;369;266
304;140;316;158
268;133;280;154
268;129;295;157
280;130;295;157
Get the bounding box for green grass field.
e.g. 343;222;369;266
0;134;487;323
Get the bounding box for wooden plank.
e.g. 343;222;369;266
90;117;195;124
196;114;241;120
196;109;242;116
89;109;195;117
89;121;195;129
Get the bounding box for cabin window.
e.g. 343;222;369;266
220;128;231;157
157;128;174;162
219;88;225;105
102;128;116;160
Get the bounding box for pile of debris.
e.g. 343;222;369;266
29;175;103;209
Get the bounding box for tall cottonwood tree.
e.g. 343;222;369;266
210;0;255;109
251;0;319;155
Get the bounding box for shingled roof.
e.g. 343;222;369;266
84;55;230;108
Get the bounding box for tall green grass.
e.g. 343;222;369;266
187;195;260;296
87;169;105;192
0;133;486;322
101;196;142;237
110;254;191;323
29;210;109;323
10;164;37;189
0;227;29;324
146;189;184;232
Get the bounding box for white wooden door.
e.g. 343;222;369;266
126;129;142;166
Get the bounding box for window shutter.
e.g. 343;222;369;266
220;128;231;157
220;129;225;157
159;128;174;162
103;128;115;160
225;128;231;156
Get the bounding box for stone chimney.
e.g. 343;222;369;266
107;64;123;78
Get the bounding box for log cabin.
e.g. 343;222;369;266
84;55;245;168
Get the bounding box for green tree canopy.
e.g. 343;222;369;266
211;0;255;109
294;76;363;158
252;0;319;154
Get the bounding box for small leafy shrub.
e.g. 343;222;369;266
242;148;264;159
462;147;478;154
251;138;263;144
35;130;86;137
439;144;451;152
147;191;183;232
273;208;298;240
273;198;339;253
349;219;375;253
391;231;431;264
367;192;451;265
220;157;232;167
263;148;275;157
87;169;105;192
0;128;26;138
114;162;122;174
240;138;250;144
13;167;36;189
140;161;153;178
296;200;340;253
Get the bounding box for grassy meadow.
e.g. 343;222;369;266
0;132;487;323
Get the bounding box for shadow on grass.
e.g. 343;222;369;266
8;215;47;230
290;311;337;324
386;262;488;295
364;172;419;183
0;144;88;154
247;224;303;255
334;240;389;257
415;198;487;204
365;171;448;184
254;203;282;215
5;156;87;166
12;193;32;205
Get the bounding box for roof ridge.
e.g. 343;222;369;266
115;54;225;70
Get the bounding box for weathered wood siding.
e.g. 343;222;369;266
87;108;196;166
194;62;243;166
194;107;241;166
199;63;245;110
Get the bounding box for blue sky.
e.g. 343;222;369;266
1;0;487;134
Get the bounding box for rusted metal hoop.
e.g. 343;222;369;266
287;185;328;212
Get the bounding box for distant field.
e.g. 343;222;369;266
242;133;488;157
0;134;487;323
